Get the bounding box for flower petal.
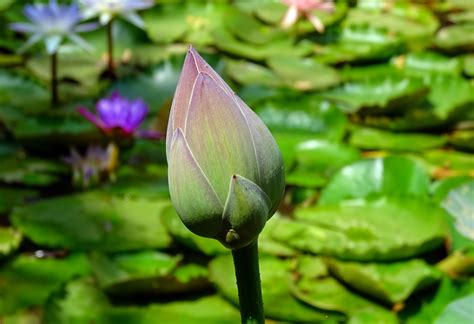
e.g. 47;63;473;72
45;35;62;54
68;33;94;53
166;47;200;154
9;22;37;33
168;128;224;238
17;33;42;54
77;106;106;130
184;73;259;202
122;12;146;29
221;175;271;249
233;96;285;214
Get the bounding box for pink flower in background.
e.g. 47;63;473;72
281;0;335;33
78;92;162;139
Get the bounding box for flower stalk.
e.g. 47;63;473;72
51;52;59;107
232;241;265;324
106;19;115;79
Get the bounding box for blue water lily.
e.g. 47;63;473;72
9;0;98;54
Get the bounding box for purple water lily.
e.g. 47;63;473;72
9;0;97;54
78;92;161;139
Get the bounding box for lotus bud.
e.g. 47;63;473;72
166;47;285;249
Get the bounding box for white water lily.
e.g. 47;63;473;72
79;0;154;29
9;0;97;54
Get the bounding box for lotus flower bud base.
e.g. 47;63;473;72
166;46;285;323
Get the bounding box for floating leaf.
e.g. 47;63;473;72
321;75;427;113
391;52;462;76
225;60;280;87
0;253;89;315
267;56;340;91
293;257;397;323
44;277;110;324
209;254;341;322
11;192;172;252
0;228;21;258
0;156;66;187
449;129;474;152
89;250;209;297
349;126;447;151
271;198;447;261
420;150;474;178
319;156;430;205
327;258;442;304
434;294;474;324
435;23;474;53
0;187;38;214
97;295;240;323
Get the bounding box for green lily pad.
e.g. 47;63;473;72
315;25;404;65
97;295;240;324
271;197;447;261
212;27;313;61
450;129;474;152
89;250;209;297
435;23;474;53
259;215;298;257
327;258;442;304
442;181;474;251
401;277;474;324
426;74;474;120
0;253;89;315
161;206;227;256
293;257;397;323
209;254;342;322
420;150;474;178
225;60;280;87
255;96;347;140
321;75;427;113
0;156;66;187
143;6;188;44
431;176;474;204
11;192;172;252
434;293;474;324
463;54;474;76
344;3;438;45
0;187;38;214
391;51;463;76
267;56;340;91
0;70;49;113
319;156;431;205
0;227;21;257
349;126;447;151
44;277;110;324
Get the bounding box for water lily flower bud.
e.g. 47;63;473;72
166;47;285;249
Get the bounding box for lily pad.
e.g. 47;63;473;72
89;250;209;297
0;253;89;315
267;56;340;91
449;129;474;152
434;293;474;323
271;197;447;261
0;228;21;257
293;257;397;323
435;23;474;53
161;206;227;256
11;192;172;252
209;254;341;322
319;156;431;205
97;295;240;324
0;70;49;113
321;75;427;113
255;96;347;140
431;176;474;204
0;155;66;187
420;150;474;178
391;51;463;76
44;277;110;324
442;181;474;251
225;60;280;87
349;126;447;151
0;187;38;214
327;258;442;304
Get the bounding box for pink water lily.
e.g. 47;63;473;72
166;47;285;249
281;0;335;33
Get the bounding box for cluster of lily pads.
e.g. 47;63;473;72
0;0;473;323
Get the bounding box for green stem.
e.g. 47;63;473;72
231;240;264;324
106;19;116;79
51;52;58;107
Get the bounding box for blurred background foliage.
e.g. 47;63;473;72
0;0;473;323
